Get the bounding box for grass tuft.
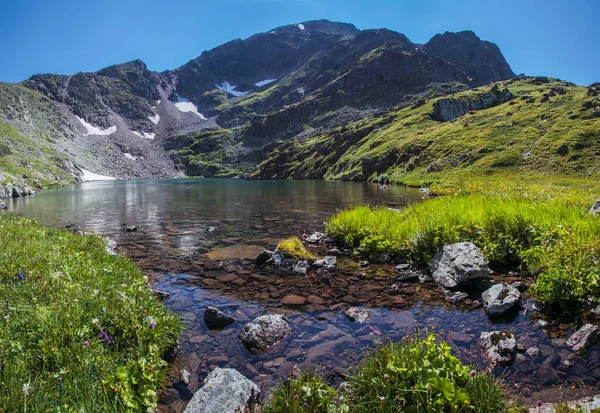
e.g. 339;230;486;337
276;237;317;261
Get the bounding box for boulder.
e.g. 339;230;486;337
126;225;137;232
429;242;490;288
267;253;297;271
481;283;521;316
313;256;337;272
238;315;292;353
204;307;237;329
180;369;191;386
292;260;310;276
590;200;600;215
104;237;118;256
305;232;325;244
344;307;370;323
255;249;273;265
479;331;517;366
566;324;600;353
183;368;259;413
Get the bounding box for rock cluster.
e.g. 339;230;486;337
431;85;514;122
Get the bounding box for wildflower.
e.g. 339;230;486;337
470;369;476;377
101;331;110;344
148;323;155;330
383;373;390;382
22;383;30;396
92;318;99;325
537;400;543;407
17;210;23;217
378;396;385;401
83;340;89;347
135;324;140;330
294;394;299;400
303;402;308;408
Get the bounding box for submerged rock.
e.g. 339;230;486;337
204;306;237;329
482;283;521;316
238;315;292;353
344;307;370;323
479;331;516;366
313;256;337;272
183;368;259;413
429;242;490;288
566;324;600;353
255;249;273;265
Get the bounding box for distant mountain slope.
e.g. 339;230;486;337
0;19;526;195
253;78;600;182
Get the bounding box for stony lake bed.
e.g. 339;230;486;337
7;178;600;412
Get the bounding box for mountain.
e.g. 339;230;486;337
0;19;556;197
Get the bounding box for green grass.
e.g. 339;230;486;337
326;192;600;305
262;332;512;413
276;237;317;261
0;214;182;412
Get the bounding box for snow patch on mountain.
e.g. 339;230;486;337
76;116;117;136
148;114;160;125
132;131;156;140
255;79;277;87
297;24;305;30
216;81;250;97
174;94;207;119
81;169;116;181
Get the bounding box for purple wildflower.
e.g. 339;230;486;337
470;369;476;377
101;331;110;344
17;210;23;217
135;324;140;330
303;402;308;408
383;373;390;382
294;394;299;400
537;400;543;407
83;340;89;347
148;323;155;330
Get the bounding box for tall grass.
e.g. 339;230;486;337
326;194;600;305
0;214;182;412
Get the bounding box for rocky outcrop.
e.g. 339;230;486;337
566;324;600;353
479;331;516;366
429;242;490;288
183;368;259;413
204;307;237;329
590;200;600;215
238;315;292;353
481;283;521;316
431;85;514;122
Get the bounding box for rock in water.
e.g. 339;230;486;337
255;249;273;265
305;232;325;244
313;256;337;272
344;307;370;323
566;324;600;353
482;283;521;316
479;331;516;366
590;200;600;215
204;307;237;329
429;242;490;288
238;315;292;353
293;260;310;276
183;368;259;413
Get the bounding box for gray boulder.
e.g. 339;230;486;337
566;324;600;353
292;260;310;276
239;315;292;353
590;200;600;215
479;331;517;366
183;368;259;413
313;256;337;272
305;232;325;244
204;306;237;329
482;283;521;316
429;242;490;288
344;307;370;323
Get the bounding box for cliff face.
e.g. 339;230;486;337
0;20;519;191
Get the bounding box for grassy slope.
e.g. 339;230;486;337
0;83;77;189
0;214;181;411
253;78;600;183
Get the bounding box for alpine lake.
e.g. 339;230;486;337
8;178;600;411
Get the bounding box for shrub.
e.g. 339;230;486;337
277;237;317;260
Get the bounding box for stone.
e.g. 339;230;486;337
479;331;517;366
590;200;600;215
255;249;273;265
292;260;310;276
305;232;325;244
313;256;336;272
280;294;306;306
359;261;369;268
125;225;137;232
204;307;237;329
526;347;540;357
180;369;191;385
104;237;118;256
481;283;521;316
183;368;259;413
344;307;370;323
238;315;292;353
445;291;469;304
429;242;490;288
566;324;600;353
307;295;325;305
369;253;391;264
326;248;341;256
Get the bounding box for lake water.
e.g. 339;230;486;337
7;179;598;410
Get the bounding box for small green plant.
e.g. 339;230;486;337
276;237;317;260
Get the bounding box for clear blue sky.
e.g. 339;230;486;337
1;0;598;85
